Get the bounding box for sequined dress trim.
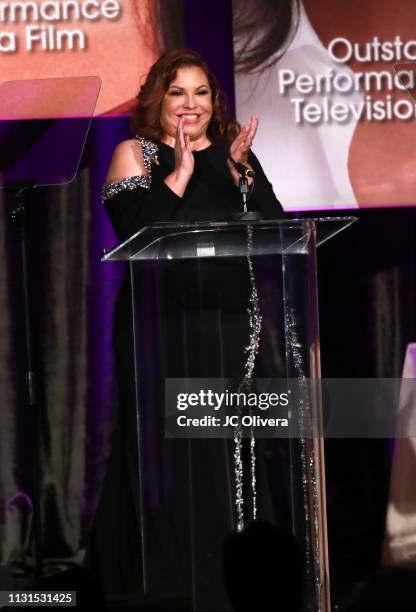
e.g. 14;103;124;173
101;136;159;201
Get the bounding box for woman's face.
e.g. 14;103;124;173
160;66;213;144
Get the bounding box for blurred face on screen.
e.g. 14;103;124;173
0;0;159;115
160;66;213;145
303;0;416;206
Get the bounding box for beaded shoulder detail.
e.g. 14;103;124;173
101;136;159;201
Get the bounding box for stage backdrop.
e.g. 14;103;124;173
233;0;416;211
0;1;415;605
0;0;187;115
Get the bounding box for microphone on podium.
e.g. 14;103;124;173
228;156;255;179
228;156;262;220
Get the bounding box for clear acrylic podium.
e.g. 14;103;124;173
103;217;355;612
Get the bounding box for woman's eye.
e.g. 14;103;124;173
197;90;209;95
168;90;183;96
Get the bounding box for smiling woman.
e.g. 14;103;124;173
103;48;281;228
131;48;239;147
87;48;285;600
106;49;245;200
160;69;213;149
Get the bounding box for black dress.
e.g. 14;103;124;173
86;139;285;600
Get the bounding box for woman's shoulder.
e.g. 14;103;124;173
108;137;159;176
107;137;159;176
102;137;160;201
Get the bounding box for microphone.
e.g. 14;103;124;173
228;155;257;216
228;156;255;179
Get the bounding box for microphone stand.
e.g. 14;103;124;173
6;181;43;584
238;174;250;215
229;157;263;221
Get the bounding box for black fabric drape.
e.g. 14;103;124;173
0;166;119;573
316;207;416;602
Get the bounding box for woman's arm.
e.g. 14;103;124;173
104;120;194;241
247;150;285;219
103;138;183;242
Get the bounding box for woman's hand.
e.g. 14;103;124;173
165;117;194;197
227;115;258;187
229;114;258;165
174;116;194;178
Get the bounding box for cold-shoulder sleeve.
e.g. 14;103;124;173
247;150;286;219
102;137;182;242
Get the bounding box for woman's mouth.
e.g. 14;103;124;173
180;114;200;124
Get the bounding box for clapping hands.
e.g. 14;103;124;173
227;115;258;185
174;116;194;179
229;115;258;165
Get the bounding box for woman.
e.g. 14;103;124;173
87;48;284;603
103;49;283;231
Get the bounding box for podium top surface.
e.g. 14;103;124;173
102;217;356;262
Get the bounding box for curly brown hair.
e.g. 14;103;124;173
131;48;240;145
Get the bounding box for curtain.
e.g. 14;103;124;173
0;117;129;574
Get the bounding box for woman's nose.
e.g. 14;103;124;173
184;94;197;108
